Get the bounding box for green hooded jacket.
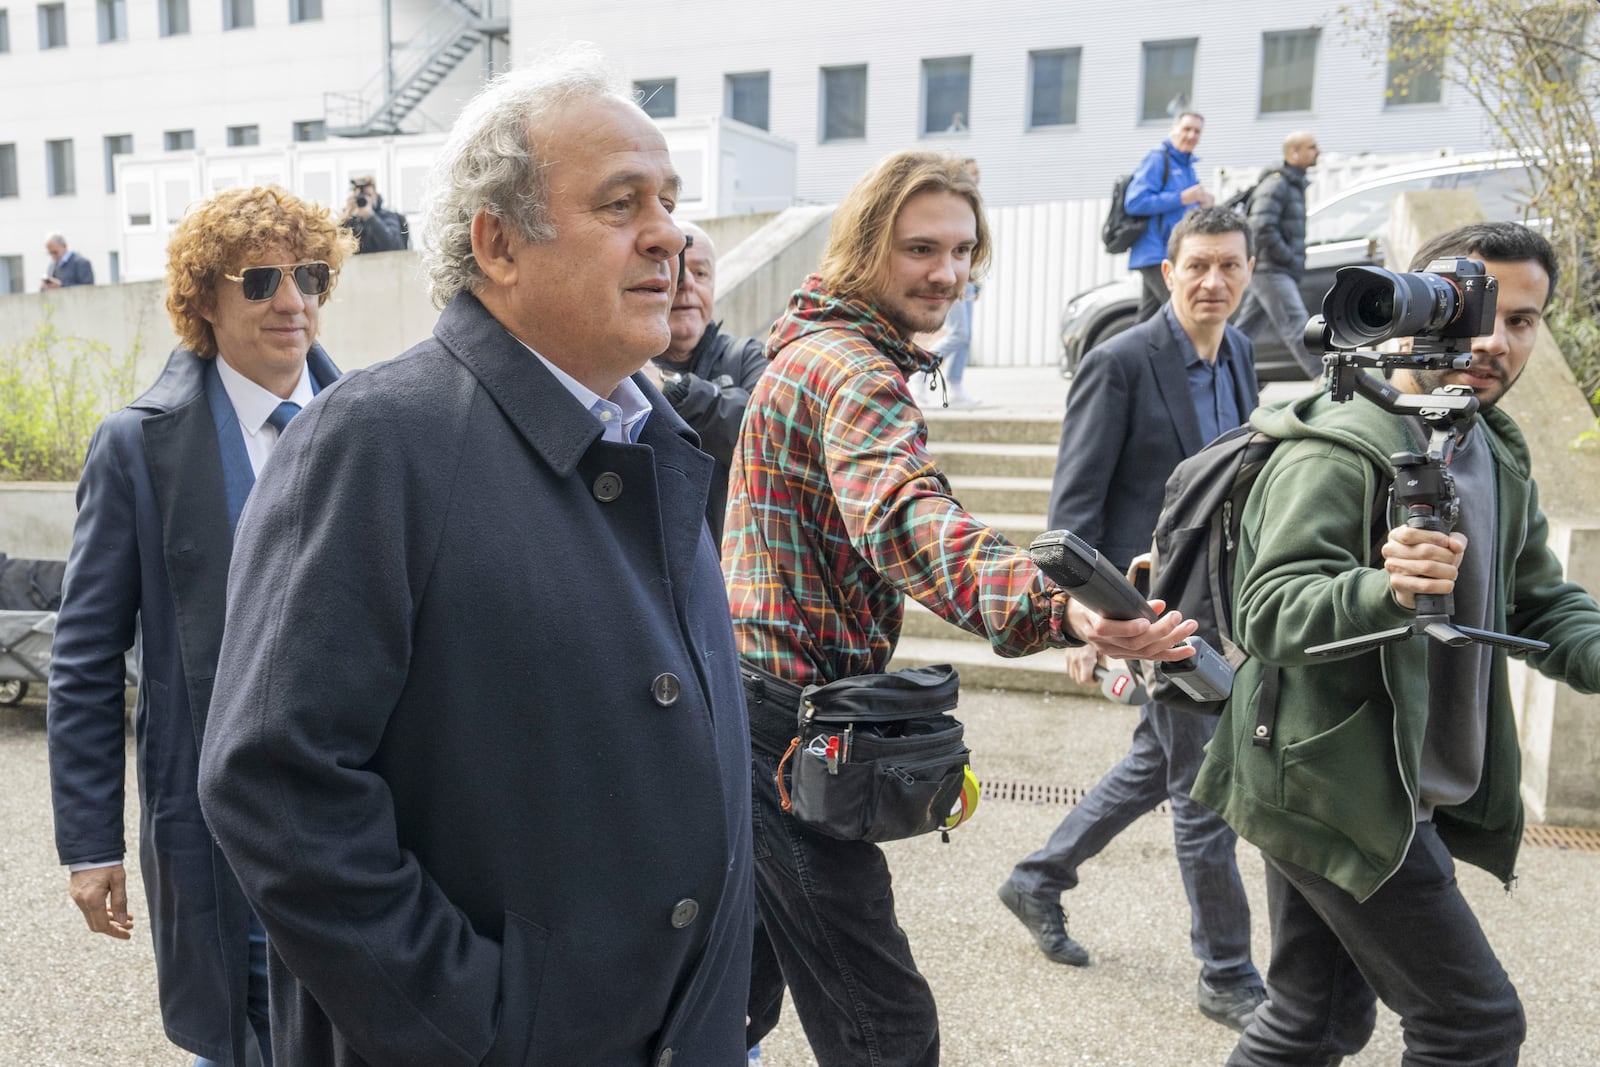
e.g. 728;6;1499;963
1192;377;1600;901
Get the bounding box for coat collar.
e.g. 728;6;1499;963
133;343;338;413
431;291;702;478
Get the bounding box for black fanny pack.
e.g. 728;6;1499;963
766;664;975;843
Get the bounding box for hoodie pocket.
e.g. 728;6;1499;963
1278;699;1396;836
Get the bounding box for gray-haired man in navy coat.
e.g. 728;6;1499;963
199;48;754;1067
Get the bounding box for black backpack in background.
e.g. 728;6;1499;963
1219;167;1283;217
0;554;67;611
1101;154;1171;254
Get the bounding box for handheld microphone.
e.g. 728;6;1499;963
1094;665;1147;706
1030;530;1233;704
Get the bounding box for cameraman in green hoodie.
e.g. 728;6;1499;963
1195;222;1600;1066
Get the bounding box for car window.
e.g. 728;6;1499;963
1306;176;1437;246
1438;166;1534;221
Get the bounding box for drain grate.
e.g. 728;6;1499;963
982;779;1600;851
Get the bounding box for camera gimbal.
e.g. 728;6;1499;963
1302;345;1548;659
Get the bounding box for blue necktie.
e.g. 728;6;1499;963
267;401;302;434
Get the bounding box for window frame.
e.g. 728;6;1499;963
920;55;972;137
222;0;253;31
1139;38;1199;123
1259;27;1320;114
103;133;132;193
724;71;771;131
1027;47;1082;130
0;143;19;199
95;0;126;42
46;137;76;196
288;0;320;23
226;124;260;148
37;1;67;48
819;63;868;143
164;129;195;151
158;0;189;36
633;78;677;120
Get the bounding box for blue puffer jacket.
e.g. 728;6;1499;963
1124;141;1199;269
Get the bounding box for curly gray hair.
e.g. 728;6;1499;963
420;45;634;308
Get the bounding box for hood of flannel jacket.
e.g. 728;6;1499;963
764;274;940;377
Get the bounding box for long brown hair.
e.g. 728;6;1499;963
818;152;990;300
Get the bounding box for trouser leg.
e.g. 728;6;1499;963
1253;272;1320;378
1148;704;1258;989
1008;705;1170;896
1136;265;1169;322
746;913;785;1048
750;748;939;1067
1232;824;1524;1067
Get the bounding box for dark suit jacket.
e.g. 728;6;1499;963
48;344;339;1064
1048;308;1259;571
198;292;754;1066
49;251;94;286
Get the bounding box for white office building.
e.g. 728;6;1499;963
1;0;1513;295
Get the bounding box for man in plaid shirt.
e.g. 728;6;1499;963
724;151;1199;1065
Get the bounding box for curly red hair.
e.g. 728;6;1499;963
164;186;357;358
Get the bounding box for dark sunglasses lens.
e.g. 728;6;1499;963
239;267;282;301
293;262;331;296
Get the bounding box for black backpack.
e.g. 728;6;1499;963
1139;412;1390;730
0;554;67;611
1219;168;1282;217
1102;154;1171;254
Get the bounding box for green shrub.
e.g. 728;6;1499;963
0;306;141;481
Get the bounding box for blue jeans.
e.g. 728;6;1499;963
194;914;271;1067
1008;701;1259;989
747;746;939;1066
1230;822;1524;1065
934;295;973;386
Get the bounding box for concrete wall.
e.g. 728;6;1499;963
713;206;834;341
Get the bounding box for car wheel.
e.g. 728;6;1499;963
0;680;27;705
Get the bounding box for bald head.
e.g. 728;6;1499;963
1284;132;1319;169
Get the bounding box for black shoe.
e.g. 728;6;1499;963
1197;977;1266;1032
997;878;1090;967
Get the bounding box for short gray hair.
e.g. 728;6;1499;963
420;44;634;308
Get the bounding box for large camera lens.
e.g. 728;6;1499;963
1322;266;1461;349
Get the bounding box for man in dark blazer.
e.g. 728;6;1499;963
1000;207;1268;1031
42;233;94;288
47;186;354;1066
198;54;753;1067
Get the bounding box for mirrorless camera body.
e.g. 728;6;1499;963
1311;256;1497;355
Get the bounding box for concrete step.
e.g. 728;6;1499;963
923;412;1061;446
888;635;1091;698
901;599;968;641
968;511;1052;549
930;441;1059;479
947;474;1052;516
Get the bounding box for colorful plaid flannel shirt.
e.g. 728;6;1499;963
721;275;1072;686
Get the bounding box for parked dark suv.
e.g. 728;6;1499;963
1058;155;1537;381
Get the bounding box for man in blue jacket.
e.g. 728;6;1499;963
48;186;353;1066
1126;111;1212;322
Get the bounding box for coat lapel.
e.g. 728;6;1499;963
1146;313;1205;455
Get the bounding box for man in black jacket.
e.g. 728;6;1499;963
340;175;406;254
644;220;767;542
1235;131;1320;378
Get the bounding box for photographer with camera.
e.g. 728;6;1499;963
1193;222;1600;1066
341;175;405;254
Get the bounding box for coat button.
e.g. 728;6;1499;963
651;673;681;707
593;472;623;502
670;898;699;928
656;1049;673;1067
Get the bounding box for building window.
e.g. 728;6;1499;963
293;119;326;142
222;0;252;31
227;125;260;147
1529;3;1589;84
108;250;120;284
633;78;675;119
46;138;75;196
1028;48;1081;128
289;0;319;22
37;2;66;48
0;143;17;198
1385;20;1444;106
96;0;125;41
1;9;11;53
820;64;867;142
103;134;132;193
725;71;770;131
1140;38;1197;122
921;56;971;135
159;0;188;35
1;255;25;295
165;129;194;151
1260;28;1319;113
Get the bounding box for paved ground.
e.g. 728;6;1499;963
5;681;1599;1065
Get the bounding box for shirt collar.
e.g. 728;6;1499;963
214;353;314;437
513;338;652;445
1163;302;1233;370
